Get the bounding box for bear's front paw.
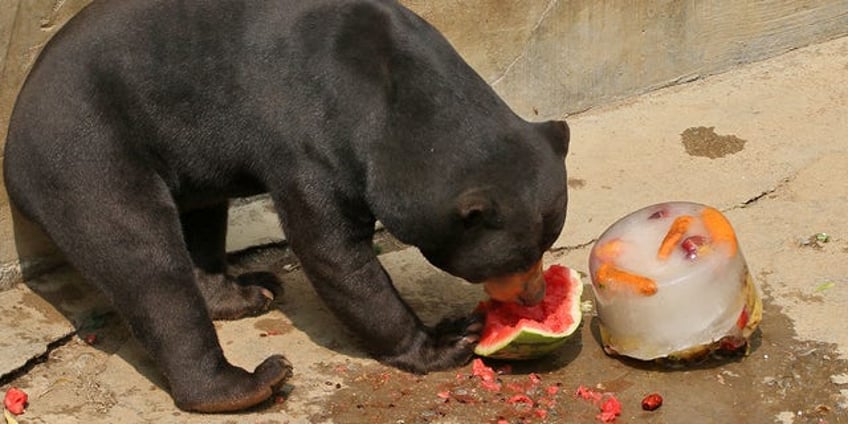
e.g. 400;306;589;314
381;313;484;374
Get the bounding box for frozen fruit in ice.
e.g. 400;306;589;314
589;202;762;361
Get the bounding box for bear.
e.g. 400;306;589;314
3;0;569;412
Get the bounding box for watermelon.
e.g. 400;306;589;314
474;265;584;359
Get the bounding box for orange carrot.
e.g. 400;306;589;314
656;215;695;260
594;239;623;262
595;263;657;296
701;207;738;256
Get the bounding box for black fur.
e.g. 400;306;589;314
3;0;569;412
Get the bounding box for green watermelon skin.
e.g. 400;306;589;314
477;333;571;360
474;265;584;360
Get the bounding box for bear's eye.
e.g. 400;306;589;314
462;209;485;229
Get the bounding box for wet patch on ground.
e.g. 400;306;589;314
253;317;294;337
316;277;847;423
568;178;587;189
681;126;747;159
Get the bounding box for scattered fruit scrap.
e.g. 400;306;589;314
641;393;663;411
800;232;831;249
83;333;98;345
471;358;501;392
448;359;566;421
598;397;622;423
3;388;27;416
446;360;634;422
814;281;836;293
575;385;622;422
326;359;642;422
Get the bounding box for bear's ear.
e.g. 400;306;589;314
456;189;500;229
542;120;570;157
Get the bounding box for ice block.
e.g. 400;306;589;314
588;201;762;361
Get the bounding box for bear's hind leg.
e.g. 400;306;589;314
25;172;291;412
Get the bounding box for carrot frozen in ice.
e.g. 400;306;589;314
593;238;623;262
595;263;657;296
656;215;695;260
701;207;738;256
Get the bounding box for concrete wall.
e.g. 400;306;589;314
1;0;847;288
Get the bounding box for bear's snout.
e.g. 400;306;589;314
483;259;546;306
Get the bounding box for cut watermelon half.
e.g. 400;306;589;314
474;265;584;359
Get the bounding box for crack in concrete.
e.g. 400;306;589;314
740;187;778;207
550;237;597;253
727;176;793;211
0;332;75;385
490;0;559;88
552;177;792;254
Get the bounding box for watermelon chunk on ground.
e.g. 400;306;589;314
474;265;584;359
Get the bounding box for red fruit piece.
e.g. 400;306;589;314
481;380;501;392
471;359;502;391
641;393;663;411
681;235;708;260
4;387;28;415
507;394;534;405
597;396;622;422
471;358;495;381
736;306;750;329
576;385;602;402
718;335;748;353
648;209;669;220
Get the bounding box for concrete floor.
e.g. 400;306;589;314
1;36;847;423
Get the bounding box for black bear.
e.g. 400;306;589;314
4;0;569;412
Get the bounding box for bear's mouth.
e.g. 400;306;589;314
483;259;546;306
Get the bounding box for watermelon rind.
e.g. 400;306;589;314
474;266;584;360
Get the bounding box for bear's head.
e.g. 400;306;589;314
368;118;569;306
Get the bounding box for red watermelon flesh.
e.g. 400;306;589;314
475;265;584;359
